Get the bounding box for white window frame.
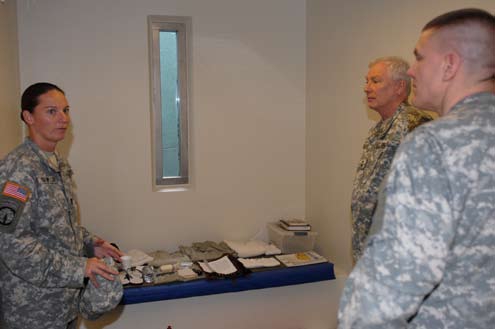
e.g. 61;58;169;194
148;15;191;186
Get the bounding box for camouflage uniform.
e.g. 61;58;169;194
351;103;432;262
339;92;495;328
0;138;96;329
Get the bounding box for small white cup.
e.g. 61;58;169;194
121;255;132;270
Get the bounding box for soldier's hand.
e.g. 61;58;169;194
93;238;124;262
85;257;119;288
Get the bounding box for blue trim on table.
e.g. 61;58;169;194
121;262;335;305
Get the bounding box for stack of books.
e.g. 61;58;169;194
279;218;311;231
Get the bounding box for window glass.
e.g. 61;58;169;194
160;31;179;177
149;16;190;186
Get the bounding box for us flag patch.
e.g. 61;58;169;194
2;182;30;203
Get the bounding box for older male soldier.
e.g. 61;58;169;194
339;8;495;329
351;57;431;262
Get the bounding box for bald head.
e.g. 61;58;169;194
423;8;495;82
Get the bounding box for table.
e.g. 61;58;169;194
121;262;335;305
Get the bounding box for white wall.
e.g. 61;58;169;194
17;0;306;250
14;0;495;328
17;1;317;328
306;0;495;273
0;0;21;157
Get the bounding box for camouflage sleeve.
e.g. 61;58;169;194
351;115;414;261
67;179;99;257
406;110;433;133
81;225;93;243
387;109;430;146
79;225;113;258
0;173;86;289
76;219;103;257
339;130;453;328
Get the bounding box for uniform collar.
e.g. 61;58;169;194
25;138;61;173
371;103;407;138
448;92;494;115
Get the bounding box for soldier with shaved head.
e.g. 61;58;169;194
339;8;495;329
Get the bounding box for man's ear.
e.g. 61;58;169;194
22;110;34;125
442;52;461;81
395;79;407;96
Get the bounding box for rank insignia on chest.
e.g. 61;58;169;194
358;158;367;169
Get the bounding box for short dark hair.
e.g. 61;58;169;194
20;82;65;122
423;8;494;31
423;8;495;79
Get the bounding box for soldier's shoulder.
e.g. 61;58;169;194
403;105;434;120
2;143;36;164
1;143;38;182
400;105;433;132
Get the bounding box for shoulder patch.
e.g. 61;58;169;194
0;182;29;233
2;181;30;203
0;198;25;233
0;206;16;226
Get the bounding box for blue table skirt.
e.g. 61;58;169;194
121;262;335;305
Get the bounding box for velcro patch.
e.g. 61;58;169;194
0;182;29;233
0;197;24;233
0;207;16;226
2;182;30;203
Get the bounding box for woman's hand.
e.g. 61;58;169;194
93;238;124;261
84;257;119;287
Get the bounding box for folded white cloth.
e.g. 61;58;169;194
177;268;197;279
224;239;282;257
264;243;281;256
238;257;281;269
126;249;154;267
224;240;268;258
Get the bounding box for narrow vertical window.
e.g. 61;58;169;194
149;16;190;186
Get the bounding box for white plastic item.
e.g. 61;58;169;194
121;255;132;270
267;223;317;253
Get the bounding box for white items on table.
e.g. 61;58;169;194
120;255;132;270
237;257;281;269
275;251;327;267
125;249;154;267
177;268;198;279
224;239;281;258
198;255;238;275
267;223;318;253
